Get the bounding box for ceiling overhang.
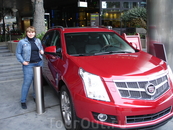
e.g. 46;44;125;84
0;0;78;17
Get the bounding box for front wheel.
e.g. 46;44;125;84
60;85;81;130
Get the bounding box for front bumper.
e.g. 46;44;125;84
74;92;173;130
79;116;172;130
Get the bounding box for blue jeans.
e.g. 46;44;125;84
21;60;43;103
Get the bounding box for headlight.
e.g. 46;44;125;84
79;68;110;102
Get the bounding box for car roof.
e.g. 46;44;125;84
48;26;115;33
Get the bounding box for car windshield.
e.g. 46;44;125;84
65;32;135;56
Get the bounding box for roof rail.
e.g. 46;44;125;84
51;26;112;30
99;26;112;30
106;26;112;30
52;26;64;31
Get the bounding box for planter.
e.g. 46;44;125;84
7;41;18;54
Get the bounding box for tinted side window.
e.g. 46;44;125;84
53;31;61;48
42;31;54;47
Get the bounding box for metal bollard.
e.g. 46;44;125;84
33;66;45;114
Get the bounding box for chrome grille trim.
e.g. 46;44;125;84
114;75;170;100
126;106;172;123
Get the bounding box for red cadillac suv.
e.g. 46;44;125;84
41;26;173;130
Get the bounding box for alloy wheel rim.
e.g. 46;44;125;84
61;91;72;126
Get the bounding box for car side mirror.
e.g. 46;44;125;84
44;46;62;57
45;46;56;53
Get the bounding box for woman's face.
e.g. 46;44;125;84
27;31;35;39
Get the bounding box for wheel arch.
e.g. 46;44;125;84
58;80;65;92
58;80;75;105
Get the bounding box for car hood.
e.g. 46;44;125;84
68;51;167;79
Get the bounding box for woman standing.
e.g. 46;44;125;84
16;26;44;109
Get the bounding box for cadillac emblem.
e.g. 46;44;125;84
145;83;156;96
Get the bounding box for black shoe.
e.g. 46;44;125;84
33;98;35;102
21;103;27;109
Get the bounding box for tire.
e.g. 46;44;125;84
60;85;82;130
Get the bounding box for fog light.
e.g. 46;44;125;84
92;112;118;124
98;114;107;121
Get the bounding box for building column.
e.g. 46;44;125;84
147;0;173;69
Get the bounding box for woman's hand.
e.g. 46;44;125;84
40;50;44;54
23;61;29;65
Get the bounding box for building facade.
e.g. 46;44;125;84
46;0;146;28
0;0;146;37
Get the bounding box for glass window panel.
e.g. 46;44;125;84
123;2;139;9
107;2;120;8
101;9;121;28
133;2;139;7
123;2;130;8
141;2;147;7
102;9;121;19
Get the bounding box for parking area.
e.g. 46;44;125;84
0;79;65;130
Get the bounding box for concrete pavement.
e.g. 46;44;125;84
0;79;66;130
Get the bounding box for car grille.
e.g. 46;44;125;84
126;107;171;123
114;75;169;100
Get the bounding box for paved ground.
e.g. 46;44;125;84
0;79;66;130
